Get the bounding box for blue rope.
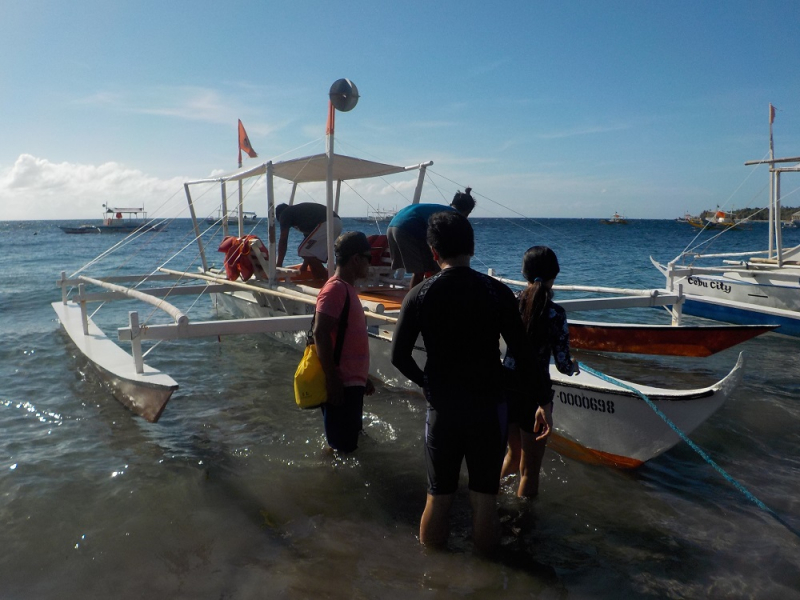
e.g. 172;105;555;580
577;361;800;540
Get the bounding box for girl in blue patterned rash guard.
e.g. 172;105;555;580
501;246;579;498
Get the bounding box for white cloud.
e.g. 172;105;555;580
0;154;187;220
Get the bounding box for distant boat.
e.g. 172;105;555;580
354;207;397;223
58;225;101;234
59;204;167;234
676;212;697;223
703;208;747;230
205;210;258;225
600;212;627;224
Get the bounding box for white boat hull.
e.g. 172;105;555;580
548;354;743;468
652;258;800;337
52;301;178;422
673;270;800;313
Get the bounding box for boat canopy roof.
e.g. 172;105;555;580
186;153;425;186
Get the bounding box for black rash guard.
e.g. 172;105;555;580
390;266;532;410
279;203;338;236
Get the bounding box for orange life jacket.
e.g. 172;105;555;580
217;235;269;281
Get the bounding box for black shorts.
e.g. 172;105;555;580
504;366;554;433
320;386;364;453
508;387;555;433
424;401;508;495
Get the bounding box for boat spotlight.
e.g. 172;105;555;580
329;79;359;112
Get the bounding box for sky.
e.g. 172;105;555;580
2;0;800;221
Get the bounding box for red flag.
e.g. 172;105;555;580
238;120;257;167
769;104;776;124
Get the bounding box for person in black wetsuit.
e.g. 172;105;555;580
276;202;343;279
390;211;538;554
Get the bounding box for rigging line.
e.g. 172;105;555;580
716;148;770;213
424;169;577;276
578;361;800;541
427;167;565;235
341;180;379;213
678;150;771;260
142;280;214;359
134;220;221;326
70;186;187;278
680;193;770;266
423;170;451;204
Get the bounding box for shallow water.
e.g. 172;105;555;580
1;218;799;599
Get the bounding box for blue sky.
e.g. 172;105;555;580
2;1;799;221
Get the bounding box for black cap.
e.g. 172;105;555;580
335;231;371;262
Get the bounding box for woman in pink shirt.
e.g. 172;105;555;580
313;232;375;452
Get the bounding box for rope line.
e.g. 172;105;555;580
577;361;800;540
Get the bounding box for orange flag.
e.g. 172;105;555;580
238;119;258;167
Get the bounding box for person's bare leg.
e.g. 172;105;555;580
517;429;547;498
410;272;425;288
501;423;521;478
306;257;328;280
420;493;454;548
470;491;500;554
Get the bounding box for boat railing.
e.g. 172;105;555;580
489;272;685;324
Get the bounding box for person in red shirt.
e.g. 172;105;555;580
313;232;376;452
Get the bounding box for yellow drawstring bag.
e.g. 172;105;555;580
293;284;350;409
294;343;327;409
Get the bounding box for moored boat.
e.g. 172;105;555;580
354;207;397;223
51;80;749;468
653;105;800;336
59;204;167;234
205;210;258;225
58;224;101;234
600;212;627;224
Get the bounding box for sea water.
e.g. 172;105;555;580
1;218;799;599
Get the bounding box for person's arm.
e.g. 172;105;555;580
552;305;579;376
313;310;345;406
277;227;289;268
390;295;425;387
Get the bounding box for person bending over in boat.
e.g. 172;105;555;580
501;246;579;498
313;232;375;453
276;202;343;280
390;211;533;554
386;188;475;289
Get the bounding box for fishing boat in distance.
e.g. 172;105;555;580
51;79;750;468
59;204;167;234
205;210;258;225
354;207;396;223
58;224;101;234
694;207;748;230
653;104;800;337
600;212;627;224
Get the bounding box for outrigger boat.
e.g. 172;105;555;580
652;105;800;337
600;212;627;224
354;207;397;224
491;276;776;356
205;209;258;226
52;80;749;467
59;204;167;234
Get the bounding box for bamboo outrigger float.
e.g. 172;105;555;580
52;80;757;466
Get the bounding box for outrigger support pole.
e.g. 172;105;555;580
412;163;431;205
184;183;208;271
